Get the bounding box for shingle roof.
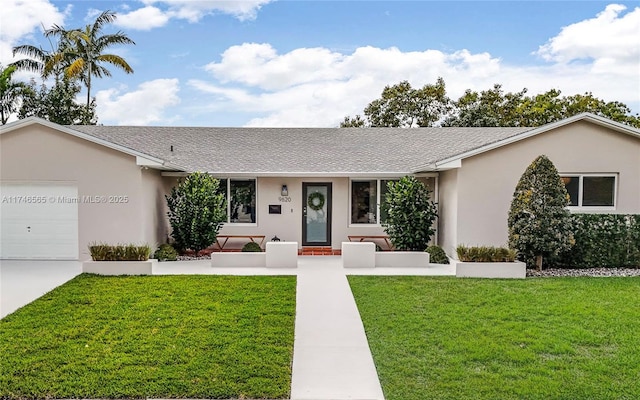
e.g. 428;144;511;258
68;125;533;175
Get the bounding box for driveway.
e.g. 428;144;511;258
0;260;82;318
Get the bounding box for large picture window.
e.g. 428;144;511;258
217;178;257;223
561;175;616;208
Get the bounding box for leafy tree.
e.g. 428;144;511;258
382;176;438;251
166;172;227;254
19;77;96;124
508;155;574;270
340;114;366;128
44;10;135;117
346;78;639;129
445;85;640;128
443;84;528;127
0;65;32;125
341;78;451;127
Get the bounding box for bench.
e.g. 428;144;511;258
215;235;266;251
347;235;394;251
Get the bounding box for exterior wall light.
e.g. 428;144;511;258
281;185;288;196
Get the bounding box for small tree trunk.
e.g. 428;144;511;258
536;255;543;271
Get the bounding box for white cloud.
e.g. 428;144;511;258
0;0;67;64
116;0;273;29
192;43;514;127
95;79;180;125
115;6;171;31
536;4;640;74
189;4;640;127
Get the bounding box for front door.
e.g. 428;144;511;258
302;183;332;246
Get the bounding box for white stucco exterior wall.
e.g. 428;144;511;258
453;120;640;250
1;124;155;260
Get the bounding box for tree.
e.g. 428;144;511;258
11;30;73;82
166;172;227;254
341;78;451;127
340;115;366;128
19;77;96;125
443;84;528;127
508;155;574;270
445;85;640;128
0;65;32;125
382;176;438;251
45;10;135;116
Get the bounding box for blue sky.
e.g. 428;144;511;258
2;1;639;126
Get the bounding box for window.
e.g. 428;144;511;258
351;179;400;224
350;177;436;225
351;180;377;223
217;178;257;223
561;175;616;208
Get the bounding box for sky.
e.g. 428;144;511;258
1;0;639;127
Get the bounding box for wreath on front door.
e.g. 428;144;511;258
307;191;325;211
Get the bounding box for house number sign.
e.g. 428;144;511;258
278;196;292;202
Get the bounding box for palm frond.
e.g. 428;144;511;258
96;54;134;73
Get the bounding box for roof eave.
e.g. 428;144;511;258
429;113;640;169
1;117;171;168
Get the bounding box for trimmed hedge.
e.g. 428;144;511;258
554;214;640;268
456;245;517;263
89;243;151;261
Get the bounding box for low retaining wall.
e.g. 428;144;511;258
342;242;376;268
211;242;299;268
82;260;155;275
455;261;526;279
211;252;266;268
342;242;430;268
266;242;298;268
375;251;430;268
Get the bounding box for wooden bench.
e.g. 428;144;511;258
215;235;266;251
347;235;394;251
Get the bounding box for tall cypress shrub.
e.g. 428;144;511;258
508;155;574;270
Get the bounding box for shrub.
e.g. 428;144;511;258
382;176;438;251
154;244;178;262
166;172;227;254
426;245;449;264
89;243;151;261
554;214;640;268
241;242;263;252
508;155;574;270
456;245;517;263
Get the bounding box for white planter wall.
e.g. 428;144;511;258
266;242;298;268
82;260;155;275
375;251;430;268
456;261;526;279
342;242;376;268
211;252;266;268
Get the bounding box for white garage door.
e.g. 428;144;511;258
1;183;79;259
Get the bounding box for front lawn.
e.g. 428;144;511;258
0;274;296;399
349;276;640;400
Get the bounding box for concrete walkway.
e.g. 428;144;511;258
291;257;385;400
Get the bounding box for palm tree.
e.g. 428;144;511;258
0;65;32;124
11;24;72;82
45;10;135;114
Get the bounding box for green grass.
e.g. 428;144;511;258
349;276;640;400
0;274;296;399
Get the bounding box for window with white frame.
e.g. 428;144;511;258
561;175;616;208
350;178;437;225
217;178;257;223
